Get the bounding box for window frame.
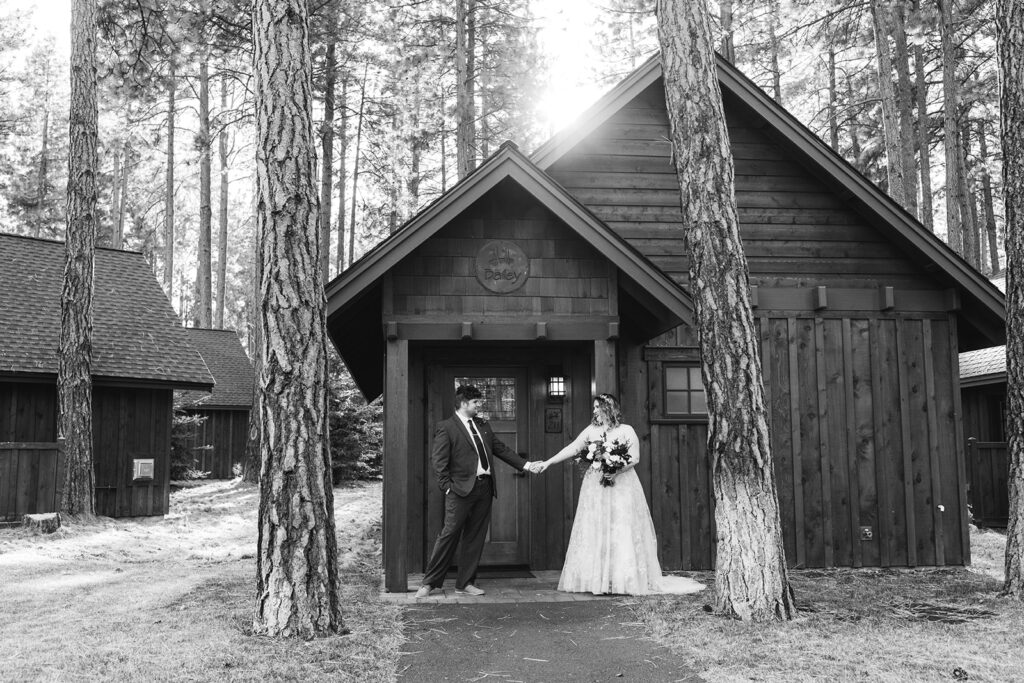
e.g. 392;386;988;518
656;361;709;424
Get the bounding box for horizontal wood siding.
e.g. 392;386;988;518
390;180;614;320
636;313;967;570
547;82;935;289
181;408;250;479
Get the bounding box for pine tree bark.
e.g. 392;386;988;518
937;0;963;254
847;75;863;171
959;112;979;267
656;0;796;622
720;0;735;62
216;73;229;328
912;0;934;230
252;0;344;637
110;147;120;247
767;0;782;103
455;0;476;178
336;76;347;274
891;0;919;215
870;0;908;208
347;64;366;268
195;38;213;328
319;21;337;283
59;0;99;517
978;119;1001;274
165;66;176;294
36;103;49;237
116;141;128;248
827;46;839;151
1000;0;1024;600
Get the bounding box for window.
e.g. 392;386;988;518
664;365;707;417
454;376;517;420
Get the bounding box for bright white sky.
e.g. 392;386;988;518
26;0;603;133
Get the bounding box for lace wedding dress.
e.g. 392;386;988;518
557;424;706;596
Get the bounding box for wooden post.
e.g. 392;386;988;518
593;340;617;396
384;339;409;592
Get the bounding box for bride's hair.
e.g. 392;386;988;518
592;393;622;428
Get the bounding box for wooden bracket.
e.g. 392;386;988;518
385;321;399;341
607;321;620;340
461;322;473;340
879;286;895;311
750;285;759;309
815;286;828;311
535;322;547;340
945;289;961;312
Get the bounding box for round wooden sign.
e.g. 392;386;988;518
475;240;530;294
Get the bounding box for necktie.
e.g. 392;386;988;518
469;420;489;472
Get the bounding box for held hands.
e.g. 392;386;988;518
524;461;549;475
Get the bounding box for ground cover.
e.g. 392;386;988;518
635;526;1024;682
0;479;401;682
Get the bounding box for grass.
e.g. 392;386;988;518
0;479;402;682
635;526;1024;682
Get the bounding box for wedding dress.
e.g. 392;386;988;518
557;424;706;596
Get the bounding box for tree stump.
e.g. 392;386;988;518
23;512;61;534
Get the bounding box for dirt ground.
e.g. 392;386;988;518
0;479;400;682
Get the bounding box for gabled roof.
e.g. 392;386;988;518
532;53;1005;349
325;142;695;399
177;328;254;409
0;233;214;389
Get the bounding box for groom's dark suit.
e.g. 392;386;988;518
422;414;529;590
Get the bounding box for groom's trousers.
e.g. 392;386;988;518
422;475;493;590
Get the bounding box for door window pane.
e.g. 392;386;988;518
455;376;516;420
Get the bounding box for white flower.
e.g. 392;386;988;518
590;461;602;470
588;443;598;453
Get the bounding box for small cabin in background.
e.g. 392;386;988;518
326;54;1006;593
959;275;1008;527
0;233;213;520
176;328;254;479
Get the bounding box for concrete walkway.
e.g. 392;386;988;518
397;600;703;682
381;571;614;605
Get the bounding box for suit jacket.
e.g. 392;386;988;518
430;414;528;498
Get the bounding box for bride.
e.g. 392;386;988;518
534;393;705;596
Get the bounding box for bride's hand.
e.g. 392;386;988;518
533;461;549;474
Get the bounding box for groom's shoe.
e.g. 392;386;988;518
414;585;437;599
455;584;485;596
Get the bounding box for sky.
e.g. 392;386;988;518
23;0;606;135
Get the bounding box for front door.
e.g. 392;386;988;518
434;366;531;565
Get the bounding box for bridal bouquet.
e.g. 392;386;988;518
575;435;632;486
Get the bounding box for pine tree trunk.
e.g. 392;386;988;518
336;75;347;274
768;0;781;103
847;75;863;171
195;45;213;328
60;0;99;517
455;0;476;178
828;46;839;151
243;225;261;485
251;0;344;637
348;64;366;269
938;0;963;254
165;66;176;295
870;0;908;208
978;119;1001;274
319;29;336;283
999;0;1024;600
36;104;49;237
216;73;229;328
656;0;795;622
913;0;934;231
891;0;919;215
959;112;978;266
720;0;735;62
110;147;120;247
116;141;128;248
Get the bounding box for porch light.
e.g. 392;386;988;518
547;375;566;401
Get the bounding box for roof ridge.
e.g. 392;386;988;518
0;230;146;256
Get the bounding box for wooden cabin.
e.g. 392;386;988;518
0;234;213;519
176;328;254;479
324;55;1006;592
959;344;1008;527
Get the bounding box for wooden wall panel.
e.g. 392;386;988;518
637;312;969;571
182;409;250;478
547;81;937;290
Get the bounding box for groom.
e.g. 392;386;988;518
415;384;538;598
